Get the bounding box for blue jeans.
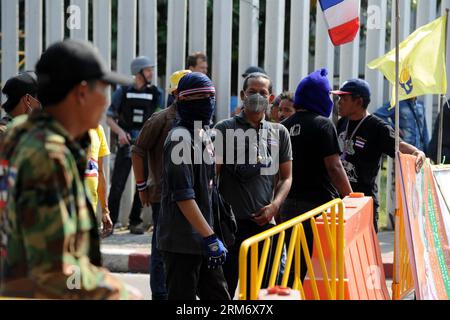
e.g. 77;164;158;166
150;203;167;300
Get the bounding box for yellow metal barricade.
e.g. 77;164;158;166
392;158;415;300
238;199;345;300
392;201;414;299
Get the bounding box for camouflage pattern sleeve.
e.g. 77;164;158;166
2;128;131;300
0;116;12;144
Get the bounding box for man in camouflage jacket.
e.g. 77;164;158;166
0;40;140;299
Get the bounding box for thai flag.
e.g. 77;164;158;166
319;0;360;46
355;137;366;149
0;160;10;209
85;158;99;178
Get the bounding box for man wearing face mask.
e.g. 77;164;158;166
157;72;230;300
106;56;163;234
214;73;293;298
0;71;40;139
131;69;191;300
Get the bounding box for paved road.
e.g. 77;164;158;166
113;273;151;300
113;273;414;300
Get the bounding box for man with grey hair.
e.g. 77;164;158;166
214;72;293;298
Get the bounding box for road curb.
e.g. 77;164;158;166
384;262;393;279
102;248;150;274
382;251;394;279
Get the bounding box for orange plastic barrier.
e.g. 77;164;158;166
303;194;390;300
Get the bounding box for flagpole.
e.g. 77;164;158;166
394;0;400;155
393;0;401;295
437;94;444;165
437;9;449;165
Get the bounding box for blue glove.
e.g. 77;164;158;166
203;234;227;269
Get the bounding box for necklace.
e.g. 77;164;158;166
341;114;369;159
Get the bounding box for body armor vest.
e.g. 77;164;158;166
118;85;161;134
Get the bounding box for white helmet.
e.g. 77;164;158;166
130;56;154;75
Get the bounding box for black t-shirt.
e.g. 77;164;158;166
157;126;215;255
336;114;395;202
281;110;341;204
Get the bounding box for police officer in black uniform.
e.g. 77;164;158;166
107;56;163;234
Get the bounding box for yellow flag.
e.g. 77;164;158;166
368;15;447;106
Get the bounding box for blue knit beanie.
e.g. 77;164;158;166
294;68;333;118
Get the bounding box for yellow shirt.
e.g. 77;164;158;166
85;125;110;212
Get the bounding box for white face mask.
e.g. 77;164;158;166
25;94;41;114
244;93;269;113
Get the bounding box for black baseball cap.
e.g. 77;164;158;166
242;66;267;78
36;39;133;106
331;79;371;98
1;71;38;112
